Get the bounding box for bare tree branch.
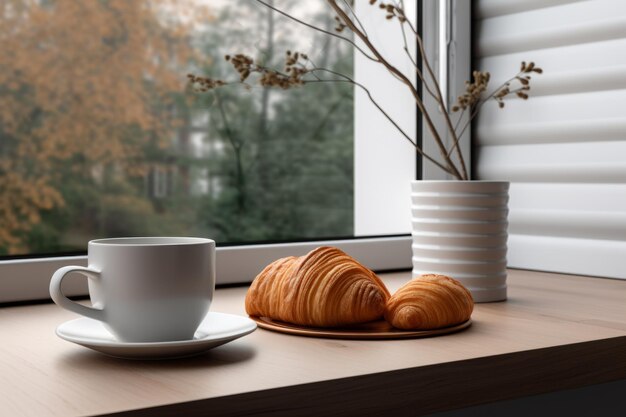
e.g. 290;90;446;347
254;0;378;63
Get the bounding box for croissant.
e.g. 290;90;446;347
385;274;473;330
245;246;390;327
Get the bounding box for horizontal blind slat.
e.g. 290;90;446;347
509;209;626;240
478;38;626;76
476;162;626;183
491;65;626;97
474;0;586;20
477;90;626;128
508;183;626;211
475;118;626;146
477;16;626;56
477;140;626;163
477;142;626;183
508;235;626;278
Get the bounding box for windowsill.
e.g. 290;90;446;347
1;270;625;417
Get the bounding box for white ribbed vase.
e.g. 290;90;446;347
410;180;509;303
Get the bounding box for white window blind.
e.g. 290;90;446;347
473;0;626;279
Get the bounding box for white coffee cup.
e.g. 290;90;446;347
50;237;215;343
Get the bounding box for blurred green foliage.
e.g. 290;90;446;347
0;0;353;255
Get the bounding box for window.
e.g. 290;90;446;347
0;1;467;302
1;0;356;253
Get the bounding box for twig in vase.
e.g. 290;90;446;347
327;0;464;179
447;62;543;158
189;53;457;177
255;0;378;63
188;1;542;181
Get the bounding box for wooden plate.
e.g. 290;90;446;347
250;316;472;340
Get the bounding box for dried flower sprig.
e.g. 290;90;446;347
491;61;543;108
188;50;313;92
372;1;407;23
453;62;543;113
445;61;543;158
189;0;543;180
190;51;460;175
186;74;226;92
453;71;491;112
334;16;347;32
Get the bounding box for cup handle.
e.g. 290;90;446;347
49;266;105;322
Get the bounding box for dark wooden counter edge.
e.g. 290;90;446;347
101;335;626;417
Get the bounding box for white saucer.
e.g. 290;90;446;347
56;312;257;360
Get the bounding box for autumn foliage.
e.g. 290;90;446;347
0;0;208;253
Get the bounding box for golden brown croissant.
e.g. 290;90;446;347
385;274;473;330
245;246;390;327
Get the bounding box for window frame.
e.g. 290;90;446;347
0;1;471;304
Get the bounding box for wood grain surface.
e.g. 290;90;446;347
1;269;625;417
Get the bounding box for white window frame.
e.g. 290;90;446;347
0;1;471;303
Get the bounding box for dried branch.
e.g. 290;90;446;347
393;2;438;100
327;0;463;179
367;0;467;178
412;13;468;179
339;0;368;38
189;56;455;175
254;0;378;63
447;62;543;158
308;68;456;175
191;1;543;181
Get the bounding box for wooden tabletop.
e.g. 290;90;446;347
1;270;626;417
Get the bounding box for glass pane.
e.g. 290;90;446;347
0;0;354;255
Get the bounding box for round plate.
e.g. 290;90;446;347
250;316;471;340
57;312;257;360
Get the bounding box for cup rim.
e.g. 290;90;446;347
89;237;215;246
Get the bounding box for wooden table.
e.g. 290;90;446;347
1;270;625;417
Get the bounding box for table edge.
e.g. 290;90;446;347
99;335;626;417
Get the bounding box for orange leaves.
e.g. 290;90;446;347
0;163;63;253
0;0;206;250
1;0;199;157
